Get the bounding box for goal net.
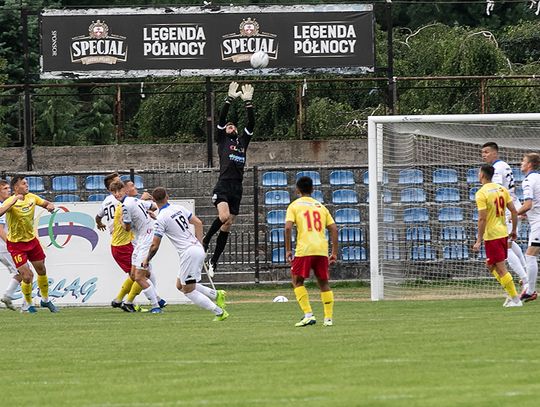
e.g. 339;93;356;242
367;113;540;301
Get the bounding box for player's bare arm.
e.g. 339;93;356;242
0;194;21;217
41;200;55;213
189;215;204;243
517;199;532;217
473;209;487;252
507;201;518;240
328;223;338;264
143;236;162;268
284;220;294;263
95;214;107;231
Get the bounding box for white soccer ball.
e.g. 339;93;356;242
250;51;269;69
273;295;288;303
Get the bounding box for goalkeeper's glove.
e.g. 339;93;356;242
227;81;242;100
240;84;254;101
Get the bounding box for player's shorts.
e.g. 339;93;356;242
177;244;205;285
111;243;133;273
132;233;153;270
0;250;18;274
528;222;540;247
6;237;45;268
211;180;243;215
485;236;508;265
291;255;329;280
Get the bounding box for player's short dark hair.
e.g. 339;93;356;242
10;175;25;190
104;172;120;190
152;187;167;203
296;176;314;195
108;180;124;193
481;142;499;151
525;153;540;170
479;164;494;181
0;179;9;187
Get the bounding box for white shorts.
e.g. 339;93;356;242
529;222;540;247
132;233;153;269
0;250;18;274
177;245;205;285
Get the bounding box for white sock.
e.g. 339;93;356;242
507;249;528;283
148;273;161;300
511;241;527;270
4;277;20;298
526;255;538;294
185;290;222;315
196;284;217;300
142;281;159;308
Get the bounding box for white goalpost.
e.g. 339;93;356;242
368;113;540;301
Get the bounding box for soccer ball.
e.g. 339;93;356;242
250;51;269;69
272;295;288;303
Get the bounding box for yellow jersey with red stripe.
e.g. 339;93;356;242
475;182;512;241
111;203;134;247
2;193;44;242
285;196;335;257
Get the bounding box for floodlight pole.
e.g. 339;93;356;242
21;8;34;171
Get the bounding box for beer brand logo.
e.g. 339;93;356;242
70;20;128;65
239;18;259;37
221;18;278;64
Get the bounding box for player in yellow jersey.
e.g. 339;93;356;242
473;164;522;307
285;176;338;327
0;175;58;313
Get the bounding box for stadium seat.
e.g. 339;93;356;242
54;194;80;202
52;175;77;191
406;227;431;241
469;187;480;201
366;189;392;203
26;176;45;192
332;189;358;204
400;187;426;203
440;226;466;241
88;193;109;202
518;223;529;241
403;207;429;223
262;171;287;187
265;190;290;205
438;207;464;222
296;170;321;186
472;209;479;221
432;168;458;184
383;228;399;241
330;170;355;186
312;190;324;203
334;208;360;224
435;187;460;202
341;246;367;261
410;245;435;261
515;186;524;201
443;244;469;260
362;171;388;185
271;247;286;263
120;174;144;189
383;208;395;223
85;175;106;190
398;169;423;184
338;227;364;243
512;167;524;182
269;228;295;244
384;244;400;260
267;210;287;225
466;168;479;184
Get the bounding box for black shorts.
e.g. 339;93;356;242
212;180;243;215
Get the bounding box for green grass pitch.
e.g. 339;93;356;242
1;286;540;407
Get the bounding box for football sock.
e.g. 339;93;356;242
507;249;528;283
321;290;334;320
491;270;502;284
526;254;538;294
37;274;49;302
196;284;217;300
21;281;32;305
115;277;134;302
211;231;229;264
142;282;159;308
5;277;20;298
203;217;224;248
126;281;143;304
511;240;527;269
185;290;222;315
294;286;312;316
499;272;518;299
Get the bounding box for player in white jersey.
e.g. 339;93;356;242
481;142;528;288
517;153;540;302
143;187;228;321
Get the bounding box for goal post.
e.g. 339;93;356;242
368;113;540;301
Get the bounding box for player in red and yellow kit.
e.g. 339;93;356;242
473;164;522;307
285;176;338;327
0;175;58;313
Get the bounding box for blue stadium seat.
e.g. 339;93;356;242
400;188;426;203
515;186;524;201
438;207;464;222
265;190;290;205
399;169;423;184
54;194;80;202
262;171;287;187
332;189;358;204
271;247;286;263
52;175;77;191
469;187;480;201
85;175;106;191
296;170;321;186
440;226;466;241
26;176;45;192
267;210;287;225
435;187;460;202
330;170;355;186
362;171;388;185
269;228;295;244
383;228;399;241
88;193;109;202
473;209;478;221
338;227;364;243
443;244;469;260
383;208;395;223
433;168;458;184
334;208;360;224
404;207;429;223
406;227;431;241
366;189;392;203
512;167;524;182
466;168;479;184
120;174;144;189
384;244;400;260
518;223;529;241
341;246;367;261
410;245;435;261
312;190;324;203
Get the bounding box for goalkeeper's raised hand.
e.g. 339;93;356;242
227;81;242;99
240;84;254;101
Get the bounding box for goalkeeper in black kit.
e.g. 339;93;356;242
203;81;255;275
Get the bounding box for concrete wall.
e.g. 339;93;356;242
0;139;367;172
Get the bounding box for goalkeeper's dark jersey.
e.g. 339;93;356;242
216;99;254;181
